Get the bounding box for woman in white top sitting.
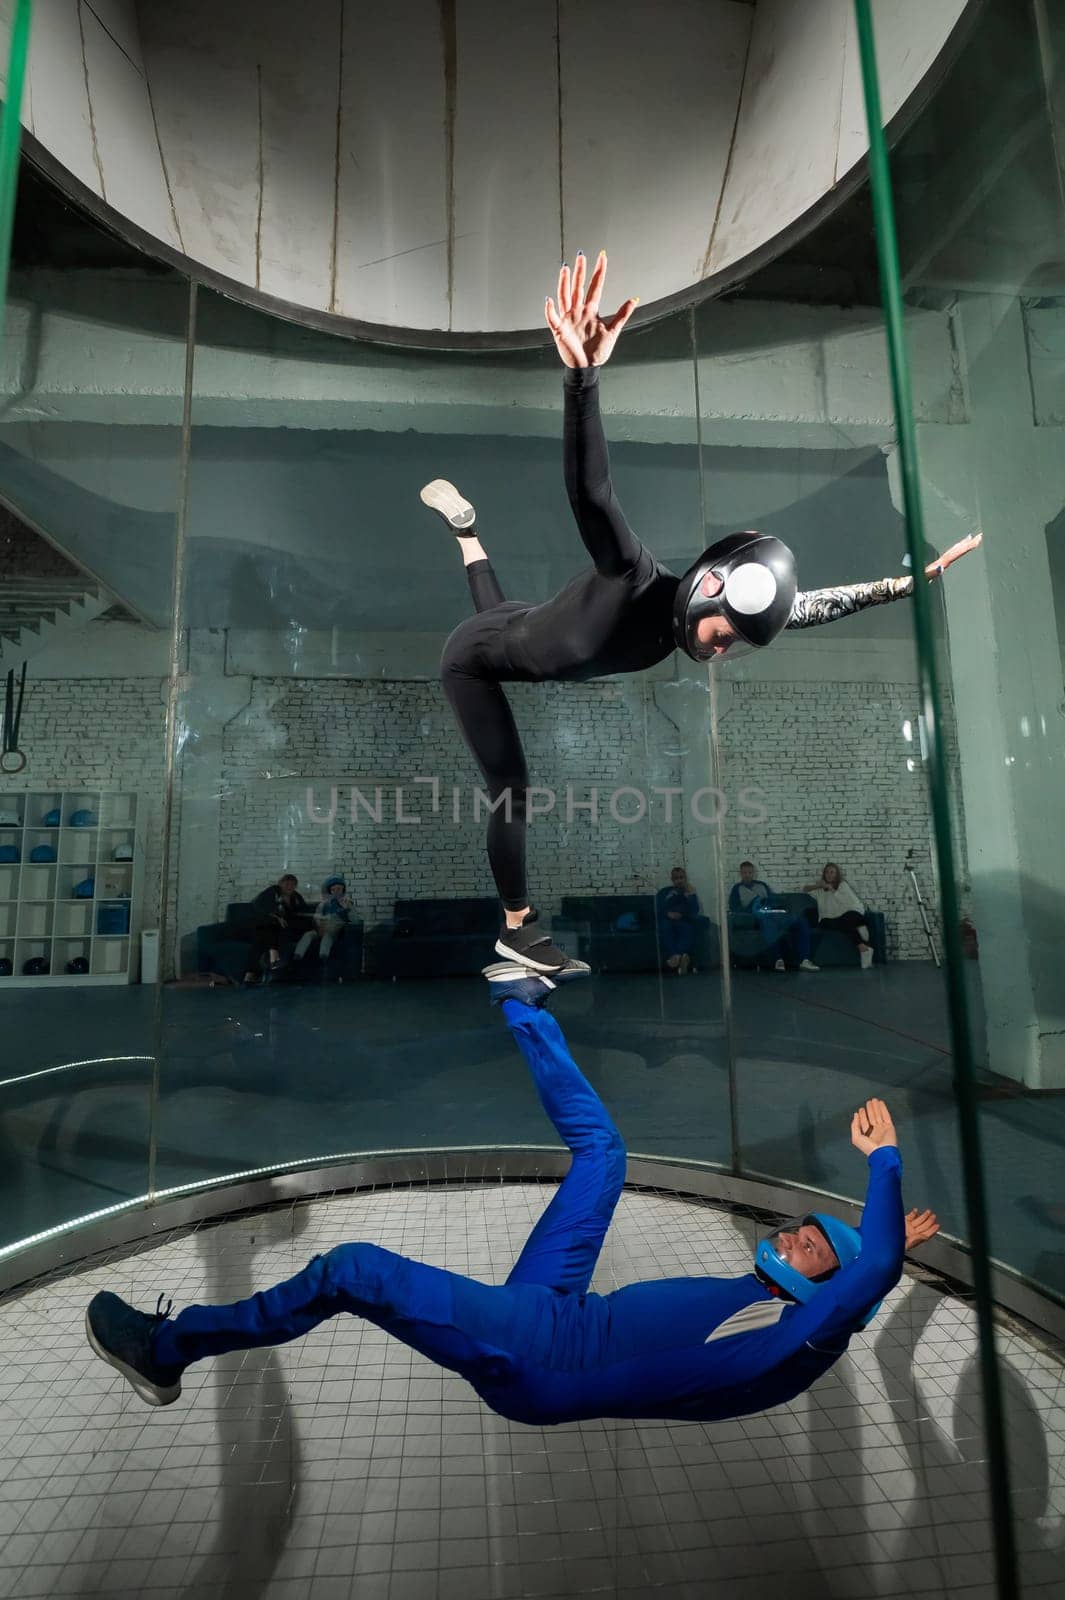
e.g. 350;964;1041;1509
803;863;874;969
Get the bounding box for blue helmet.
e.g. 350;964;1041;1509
755;1212;880;1323
322;875;346;893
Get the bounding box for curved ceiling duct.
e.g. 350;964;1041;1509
8;0;970;339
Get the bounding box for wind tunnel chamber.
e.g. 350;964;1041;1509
0;4;1062;1600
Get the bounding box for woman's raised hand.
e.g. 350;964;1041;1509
545;249;639;369
925;531;982;579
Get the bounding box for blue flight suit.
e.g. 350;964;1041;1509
153;1002;904;1424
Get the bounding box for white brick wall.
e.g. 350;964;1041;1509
718;680;960;959
214;673;958;958
7;672;959;963
216;678;686;921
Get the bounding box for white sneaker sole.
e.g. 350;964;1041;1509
484;961;550;983
84;1307;181;1407
420;478;476;531
484;958;589;982
492;937;571;974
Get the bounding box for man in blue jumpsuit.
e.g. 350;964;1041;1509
86;967;936;1423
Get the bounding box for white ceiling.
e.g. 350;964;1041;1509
5;0;969;335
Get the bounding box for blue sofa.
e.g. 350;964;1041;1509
728;892;887;969
196;902;364;984
367;897;499;979
556;894;721;974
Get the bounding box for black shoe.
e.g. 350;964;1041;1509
483;959;590;1007
494;910;570;973
85;1291;183;1406
419;478;477;534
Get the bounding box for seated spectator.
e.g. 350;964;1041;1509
656;866;701;975
803;862;874;969
295;875;355;965
728;860;818;973
242;872;310;985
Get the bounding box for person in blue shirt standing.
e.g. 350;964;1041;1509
86;965;938;1427
728;860;818;972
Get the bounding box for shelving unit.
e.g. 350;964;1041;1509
0;790;141;986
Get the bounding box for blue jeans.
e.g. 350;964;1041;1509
153;1003;627;1384
659;918;695;960
756;909;811;965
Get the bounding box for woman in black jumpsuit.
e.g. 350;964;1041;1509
433;252;981;971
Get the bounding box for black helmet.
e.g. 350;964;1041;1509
66;956;90;975
673;532;796;661
0;956;12;977
22;955;50;976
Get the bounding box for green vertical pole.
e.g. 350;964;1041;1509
0;0;32;318
853;5;1019;1596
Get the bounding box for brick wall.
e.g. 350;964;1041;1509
215;677;686;921
1;671;955;964
717;680;958;959
214;673;954;958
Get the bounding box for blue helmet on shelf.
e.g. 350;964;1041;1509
755;1212;881;1323
29;845;57;863
70;809;97;828
0;845;19;864
41;808;61;827
73;877;95;899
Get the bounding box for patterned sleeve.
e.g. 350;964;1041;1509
785;575;915;630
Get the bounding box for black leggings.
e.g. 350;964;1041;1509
440;565;532;911
818;910;870;946
439;370;655;913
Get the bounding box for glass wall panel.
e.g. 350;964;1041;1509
882;0;1065;1314
863;0;1065;1593
159;286;725;1194
0;170;185;1252
694;239;968;1225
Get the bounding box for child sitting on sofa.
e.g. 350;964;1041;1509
295;875;354;964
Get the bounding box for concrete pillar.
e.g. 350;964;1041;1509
174;630;252;976
892;295;1065;1088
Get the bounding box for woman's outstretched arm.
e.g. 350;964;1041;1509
786;533;982;630
546;250;645;578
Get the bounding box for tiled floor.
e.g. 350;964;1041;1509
0;1183;1062;1600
